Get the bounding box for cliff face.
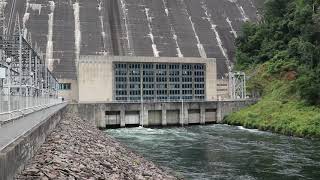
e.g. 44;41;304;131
1;0;262;79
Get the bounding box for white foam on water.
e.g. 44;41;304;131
201;1;232;71
73;1;81;70
144;8;160;57
46;1;55;71
97;0;108;55
180;0;207;58
162;0;183;58
237;126;262;133
29;3;42;15
120;0;133;55
226;17;237;38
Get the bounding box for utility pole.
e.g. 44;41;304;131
140;68;144;127
6;57;12;117
181;97;184;126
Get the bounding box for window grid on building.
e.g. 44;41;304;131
114;62;205;101
59;83;71;90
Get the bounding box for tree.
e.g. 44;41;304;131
236;0;320;105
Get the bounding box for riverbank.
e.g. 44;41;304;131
225;65;320;138
225;98;320;138
16;112;177;180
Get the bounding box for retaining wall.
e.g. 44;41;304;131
69;100;256;128
0;104;67;180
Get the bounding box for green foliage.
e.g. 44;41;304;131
266;54;298;74
228;0;320;137
295;66;320;105
227;99;320;137
225;72;320;137
236;0;320;105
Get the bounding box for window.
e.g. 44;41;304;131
114;62;206;102
169;64;179;69
130;90;140;95
116;90;127;95
116;77;127;82
59;83;71;90
156;64;166;69
143;84;154;89
116;84;127;89
195;84;204;89
143;64;153;69
182;84;192;89
156;84;167;89
194;64;204;70
143;77;154;82
143;71;154;76
169;71;179;76
129;70;140;75
195;77;204;82
195;71;204;76
182;77;192;82
115;64;127;69
130;84;140;89
182;64;192;69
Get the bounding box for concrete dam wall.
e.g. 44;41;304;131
70;100;257;128
1;0;262;79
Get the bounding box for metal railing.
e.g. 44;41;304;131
111;98;251;104
113;99;205;103
0;95;62;124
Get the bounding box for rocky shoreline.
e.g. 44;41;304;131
16;112;177;180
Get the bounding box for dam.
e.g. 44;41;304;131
0;0;268;179
0;0;263;81
0;31;255;178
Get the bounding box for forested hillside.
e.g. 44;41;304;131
227;0;320;137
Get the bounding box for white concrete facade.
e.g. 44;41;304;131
75;56;217;103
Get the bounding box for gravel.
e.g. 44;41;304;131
16;112;178;180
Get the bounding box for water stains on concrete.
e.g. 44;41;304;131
4;0;261;79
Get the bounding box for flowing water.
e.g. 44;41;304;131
106;125;320;180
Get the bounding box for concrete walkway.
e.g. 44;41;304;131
0;103;67;151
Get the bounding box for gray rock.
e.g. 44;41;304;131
16;112;178;180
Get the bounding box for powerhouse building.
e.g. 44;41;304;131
73;56;218;103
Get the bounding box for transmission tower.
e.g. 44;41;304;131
229;72;247;99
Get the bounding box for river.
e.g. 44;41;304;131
106;125;320;180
